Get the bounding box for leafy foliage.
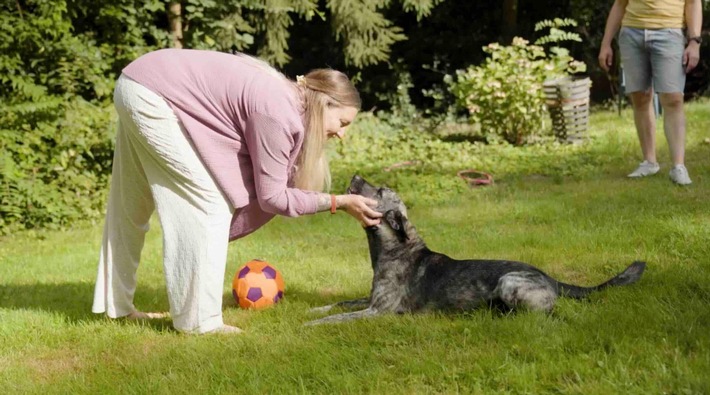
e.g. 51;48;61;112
328;0;407;68
0;0;443;234
0;0;133;234
0;100;115;233
533;18;582;46
0;1;115;233
173;0;442;67
5;0;676;234
447;39;560;145
446;21;587;146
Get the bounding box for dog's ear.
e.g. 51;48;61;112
384;210;409;241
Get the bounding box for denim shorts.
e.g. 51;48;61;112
618;27;686;94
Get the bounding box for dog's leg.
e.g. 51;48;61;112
495;271;557;313
303;308;379;326
308;298;370;314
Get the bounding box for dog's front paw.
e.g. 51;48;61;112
308;305;335;314
303;318;326;326
303;308;379;326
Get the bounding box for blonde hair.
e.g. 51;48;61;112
232;53;360;192
293;69;361;192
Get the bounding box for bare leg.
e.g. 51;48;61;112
629;90;657;163
658;92;686;166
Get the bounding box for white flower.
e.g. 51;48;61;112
512;37;529;46
468;104;481;113
487;81;502;89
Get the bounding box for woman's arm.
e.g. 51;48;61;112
315;193;382;227
244;113;381;226
243;113;319;216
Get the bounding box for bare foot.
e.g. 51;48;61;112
206;325;244;335
126;311;170;320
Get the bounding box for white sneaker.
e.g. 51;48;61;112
669;164;692;185
627;160;660;178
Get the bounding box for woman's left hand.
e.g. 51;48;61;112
338;195;382;227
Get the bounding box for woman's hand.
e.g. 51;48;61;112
338;194;382;227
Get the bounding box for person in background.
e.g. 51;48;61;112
599;0;702;185
92;49;382;334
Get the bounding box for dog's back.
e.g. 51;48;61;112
410;251;645;313
415;252;554;311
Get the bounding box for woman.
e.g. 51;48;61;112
92;49;382;334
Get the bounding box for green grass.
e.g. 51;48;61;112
1;102;710;394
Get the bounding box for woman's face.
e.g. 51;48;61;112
323;105;358;140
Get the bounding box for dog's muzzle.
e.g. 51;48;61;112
348;175;366;195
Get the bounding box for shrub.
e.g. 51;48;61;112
0;0;138;234
0;100;115;234
447;19;586;146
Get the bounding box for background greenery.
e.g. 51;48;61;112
2;0;709;233
2;4;709;393
1;103;709;393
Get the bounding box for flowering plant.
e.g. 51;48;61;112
448;26;586;145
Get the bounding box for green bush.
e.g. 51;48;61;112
0;0;150;234
0;100;115;234
447;20;586;146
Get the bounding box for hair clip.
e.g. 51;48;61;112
296;75;306;87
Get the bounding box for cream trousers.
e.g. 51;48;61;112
92;75;233;333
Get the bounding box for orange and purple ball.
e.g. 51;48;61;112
232;260;285;309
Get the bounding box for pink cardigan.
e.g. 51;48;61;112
122;49;320;240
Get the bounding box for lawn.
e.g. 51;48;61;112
1;102;709;394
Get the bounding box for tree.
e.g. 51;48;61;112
162;0;443;67
502;0;517;43
0;0;445;233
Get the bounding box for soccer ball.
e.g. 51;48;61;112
232;260;285;309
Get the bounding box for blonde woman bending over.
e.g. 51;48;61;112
92;49;382;334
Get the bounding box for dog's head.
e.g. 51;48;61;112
347;175;410;241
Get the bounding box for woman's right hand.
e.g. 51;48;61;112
338;194;382;227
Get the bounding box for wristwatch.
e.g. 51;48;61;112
688;36;702;45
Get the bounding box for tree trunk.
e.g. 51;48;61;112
168;2;183;48
502;0;518;44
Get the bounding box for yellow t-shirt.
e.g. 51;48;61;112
622;0;686;29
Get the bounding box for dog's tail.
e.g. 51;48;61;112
556;261;646;299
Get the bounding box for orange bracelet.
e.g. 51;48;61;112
330;194;337;214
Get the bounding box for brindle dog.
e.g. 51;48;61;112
305;175;646;325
